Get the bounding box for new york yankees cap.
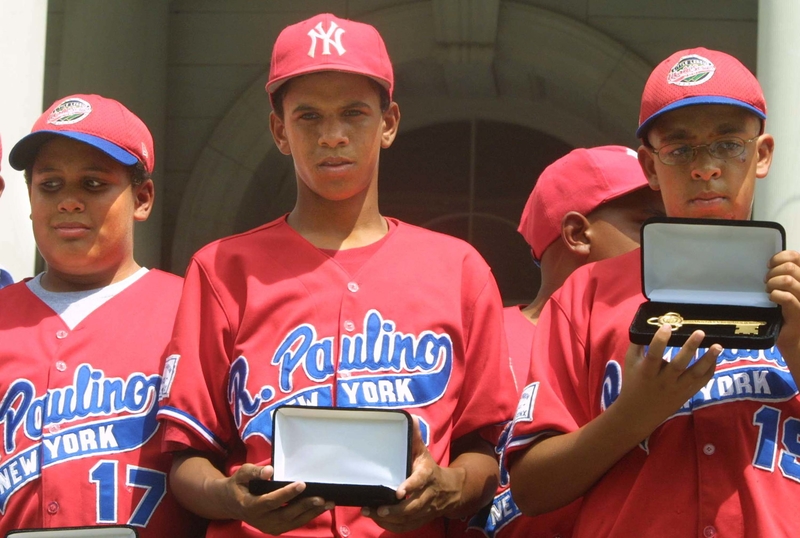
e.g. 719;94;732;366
266;13;394;99
10;94;154;173
637;47;766;139
518;145;650;261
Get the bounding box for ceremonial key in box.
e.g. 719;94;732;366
629;217;785;349
249;406;412;507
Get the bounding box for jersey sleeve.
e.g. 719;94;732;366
157;257;237;455
505;272;594;458
451;266;517;445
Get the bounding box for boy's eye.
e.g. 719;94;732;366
84;179;104;188
712;139;744;156
299;112;320;120
343;109;364;117
37;179;61;191
666;145;692;158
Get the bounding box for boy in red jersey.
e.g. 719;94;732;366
461;146;663;538
157;13;516;538
507;47;800;537
0;94;204;536
506;145;664;386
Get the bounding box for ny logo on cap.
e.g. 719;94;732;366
307;21;346;58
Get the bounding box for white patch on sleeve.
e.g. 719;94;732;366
513;382;539;424
159;354;180;401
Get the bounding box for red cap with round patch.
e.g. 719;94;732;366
637;47;766;139
9;94;154;173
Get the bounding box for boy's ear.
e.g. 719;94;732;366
0;174;4;197
755;133;775;179
638;144;660;191
561;211;592;258
381;102;401;149
270;111;292;156
133;178;155;222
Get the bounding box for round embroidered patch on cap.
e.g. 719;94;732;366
47;98;92;125
667;55;716;86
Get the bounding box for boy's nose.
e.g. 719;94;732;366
690;152;722;181
58;196;85;212
318;120;349;148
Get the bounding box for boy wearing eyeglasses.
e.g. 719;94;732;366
506;47;800;536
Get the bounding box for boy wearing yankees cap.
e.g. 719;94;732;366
0;95;203;535
459;145;664;538
506;48;800;536
157;12;516;538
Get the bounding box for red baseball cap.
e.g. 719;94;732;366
518;145;649;260
9;94;154;173
266;13;393;100
637;47;766;139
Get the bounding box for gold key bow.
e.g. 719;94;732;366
647;312;766;335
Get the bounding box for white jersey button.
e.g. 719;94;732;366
703;525;717;537
47;424;60;434
55;361;67;372
703;443;715;456
347;282;359;293
47;501;59;514
344;320;356;332
56;330;68;339
339;525;351;537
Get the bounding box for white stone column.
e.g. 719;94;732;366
754;0;800;250
57;0;169;269
0;0;47;281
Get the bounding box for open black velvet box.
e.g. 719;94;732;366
629;217;785;350
248;406;412;507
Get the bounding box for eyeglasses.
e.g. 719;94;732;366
651;135;760;166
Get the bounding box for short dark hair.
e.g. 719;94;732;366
24;160;150;187
129;162;150;186
271;76;391;118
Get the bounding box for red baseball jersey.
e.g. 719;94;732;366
157;216;517;538
0;270;203;536
503;305;533;391
506;248;800;537
453;307;579;538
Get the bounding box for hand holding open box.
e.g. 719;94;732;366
629;217;785;349
249;406;412;507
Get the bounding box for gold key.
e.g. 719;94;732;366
646;312;766;335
